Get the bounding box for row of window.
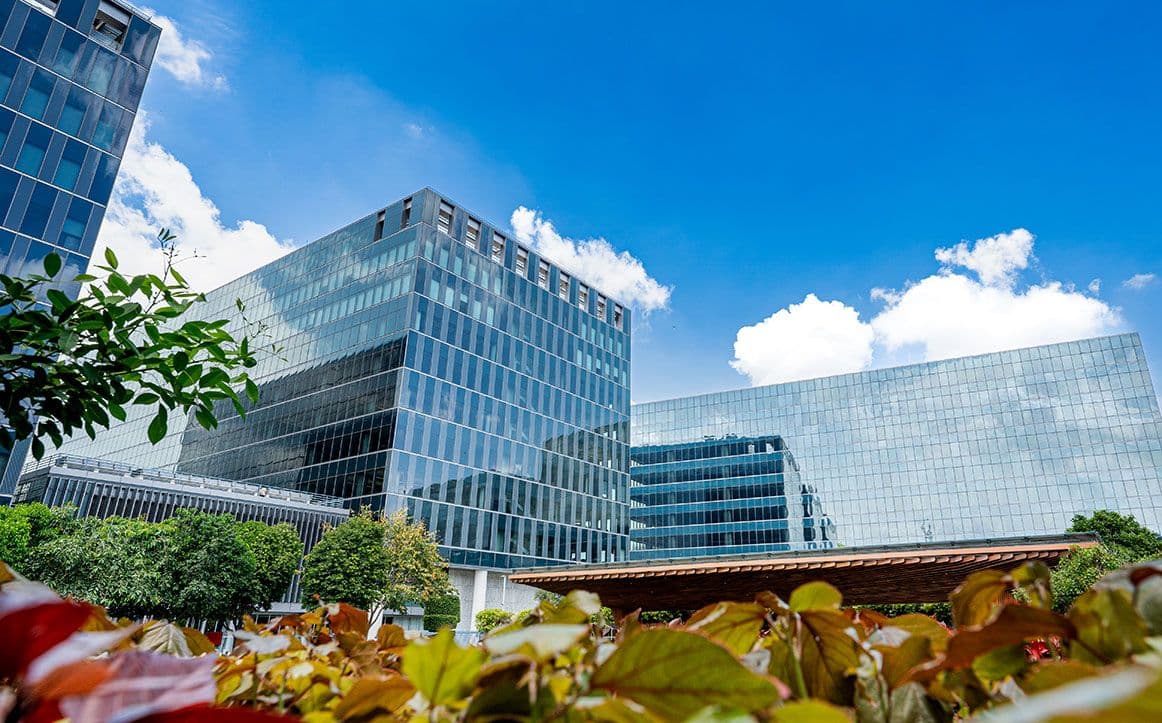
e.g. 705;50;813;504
422;197;625;330
0;106;119;207
419;229;628;359
1;50;132;155
0;169;100;252
3;1;151;110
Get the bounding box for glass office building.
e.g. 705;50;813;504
630;434;834;560
632;334;1162;552
0;0;159;496
44;189;633;569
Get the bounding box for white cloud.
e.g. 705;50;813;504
1088;278;1102;294
730;294;875;386
147;12;227;90
731;229;1123;386
933;228;1034;288
96;114;296;292
510;207;671;313
1123;273;1156;290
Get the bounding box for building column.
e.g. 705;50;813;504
470;569;489;631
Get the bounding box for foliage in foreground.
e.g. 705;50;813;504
5;549;1162;722
7;505;302;622
0;241;272;459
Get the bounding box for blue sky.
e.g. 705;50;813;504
107;1;1162;403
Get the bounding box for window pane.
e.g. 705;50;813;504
53;140;86;191
0;51;18;101
20;183;56;237
59;197;91;251
15;11;51;61
16;124;51;176
52;31;85;78
20;69;54;119
57;88;89;137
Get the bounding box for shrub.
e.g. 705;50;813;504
5;556;1162;721
475;607;513;632
423;590;461;631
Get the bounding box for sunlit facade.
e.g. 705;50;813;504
43;189;633;570
0;0;159;496
632;334;1162;551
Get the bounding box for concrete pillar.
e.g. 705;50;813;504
470;569;489;631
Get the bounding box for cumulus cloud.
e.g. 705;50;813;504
96;114;296;292
510;207;671;312
730;294;875;385
1088;278;1102;294
1123;273;1156;290
731;229;1124;386
147;12;227;90
933;228;1034;288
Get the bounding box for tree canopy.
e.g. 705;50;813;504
235;520;304;612
0;502;76;572
0;239;271;460
1068;509;1162;561
15;505;303;622
300;509;451;616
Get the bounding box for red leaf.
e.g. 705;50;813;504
57;651;218;723
134;704;300;721
0;600;94;679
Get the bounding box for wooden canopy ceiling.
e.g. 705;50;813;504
509;535;1099;610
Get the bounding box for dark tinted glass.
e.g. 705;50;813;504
20;182;56;237
53;138;85;190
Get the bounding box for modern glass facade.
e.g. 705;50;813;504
43;189;633;568
0;0;159;496
632;334;1162;552
630;434;834;560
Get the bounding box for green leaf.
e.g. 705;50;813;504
148;406;168;444
950;569;1010;628
687;602;768;656
483;623;589;659
1020;660;1099;694
43;252;62;277
591;628;783;719
789;582;843;612
104;247;119;269
886;682;944;723
244;378;259;404
797;609;863;703
1068;588;1148;664
971;643;1030;683
194;408;217;430
401;628;486;708
133;393;160;405
108;403;127;422
172;351;189;371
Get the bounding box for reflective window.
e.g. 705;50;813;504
57;87;88;136
52;30;85;77
58;196;91;251
20;68;54;119
53;139;85;190
0;51;18;100
20;182;56;237
16;123;51;175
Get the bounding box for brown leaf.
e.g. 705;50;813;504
28;659;112;701
950;569;1009;628
325;603;369;638
798;609;863;704
906;605;1075;682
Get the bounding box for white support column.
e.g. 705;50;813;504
470;569;489;631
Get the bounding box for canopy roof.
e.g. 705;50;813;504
509;534;1099;610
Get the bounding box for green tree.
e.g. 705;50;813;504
25;516;165;619
0;503;76;572
300;510;391;610
300;509;451;620
475;608;513;633
0;240;270;460
380;510;451;615
158;509;259;623
423;591;461;631
1050;544;1127;612
235;520;304;612
1068;510;1162;562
